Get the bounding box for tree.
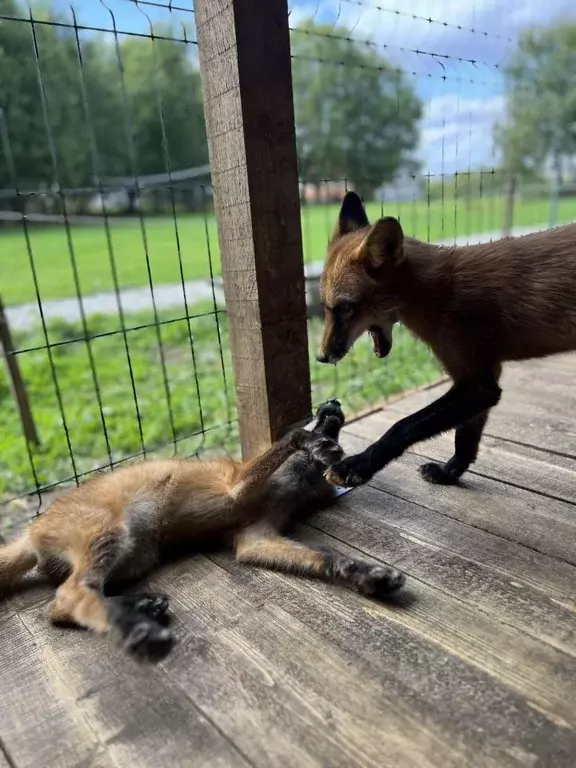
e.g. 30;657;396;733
0;0;126;189
119;34;208;176
0;2;207;192
496;24;576;187
291;22;421;199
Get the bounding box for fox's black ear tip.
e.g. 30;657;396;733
343;191;363;204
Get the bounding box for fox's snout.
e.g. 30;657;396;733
317;315;351;364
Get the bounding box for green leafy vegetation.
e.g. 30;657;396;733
0;305;441;499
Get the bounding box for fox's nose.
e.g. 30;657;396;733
316;352;329;364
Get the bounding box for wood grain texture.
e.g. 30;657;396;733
196;0;311;457
341;432;576;603
0;605;114;768
1;356;576;767
205;551;576;766
11;593;249;768
346;408;576;505
318;467;576;659
0;744;13;768
155;555;576;768
346;428;576;564
154;557;464;768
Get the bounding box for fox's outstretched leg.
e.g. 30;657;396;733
234;525;405;597
48;528;173;662
231;406;343;504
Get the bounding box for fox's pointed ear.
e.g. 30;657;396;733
362;217;404;270
336;192;369;236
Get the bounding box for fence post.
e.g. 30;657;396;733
0;297;39;446
195;0;311;458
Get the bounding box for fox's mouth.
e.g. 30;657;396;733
369;326;392;358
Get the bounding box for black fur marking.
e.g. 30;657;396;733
107;597;174;662
327;375;501;486
317;547;406;597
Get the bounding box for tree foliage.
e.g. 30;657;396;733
496;24;576;182
0;8;421;198
291;22;421;197
0;2;207;188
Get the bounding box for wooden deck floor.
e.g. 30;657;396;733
1;356;576;768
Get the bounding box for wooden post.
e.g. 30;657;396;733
0;297;39;446
196;0;311;458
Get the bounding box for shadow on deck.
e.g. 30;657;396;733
1;355;575;767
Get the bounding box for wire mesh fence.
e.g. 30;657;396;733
289;0;576;410
2;0;576;529
0;0;236;528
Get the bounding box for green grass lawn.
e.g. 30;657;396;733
0;305;441;499
3;192;574;503
2;194;575;306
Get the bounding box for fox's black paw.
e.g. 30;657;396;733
123;620;175;663
324;455;372;488
356;564;406;597
315;399;345;427
127;592;170;622
419;462;460;486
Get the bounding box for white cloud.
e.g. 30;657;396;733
419;94;506;174
291;0;576;173
424;94;505;125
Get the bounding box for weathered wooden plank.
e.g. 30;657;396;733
196;0;311;457
344;409;576;505
157;556;576;768
154;558;461;768
211;531;576;729
0;604;115;768
384;375;576;457
340;432;576;601
340;423;576;565
0;746;12;768
308;481;576;655
15;594;251;768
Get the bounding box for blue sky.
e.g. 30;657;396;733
49;0;576;177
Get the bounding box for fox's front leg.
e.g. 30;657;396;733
231;426;325;503
325;374;501;487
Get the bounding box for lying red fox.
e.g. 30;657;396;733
318;191;576;487
0;400;404;662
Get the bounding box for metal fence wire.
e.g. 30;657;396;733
291;0;576;411
1;0;575;525
0;0;236;521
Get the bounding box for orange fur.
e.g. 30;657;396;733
0;402;405;661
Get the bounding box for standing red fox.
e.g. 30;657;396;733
0;400;404;662
318;191;576;488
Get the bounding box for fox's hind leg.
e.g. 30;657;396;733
234;525;405;597
49;528;173;662
420;409;489;485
